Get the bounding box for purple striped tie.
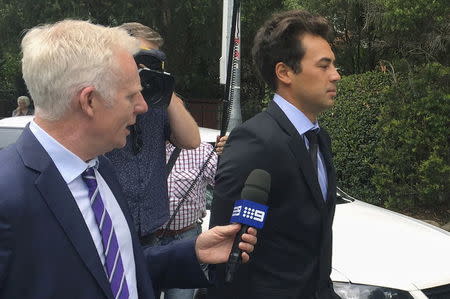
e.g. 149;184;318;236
82;167;130;299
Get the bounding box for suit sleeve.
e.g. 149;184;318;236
143;238;210;292
209;124;272;228
0;188;17;290
0;210;12;290
207;122;273;297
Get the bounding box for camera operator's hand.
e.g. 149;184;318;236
215;135;228;155
167;93;200;149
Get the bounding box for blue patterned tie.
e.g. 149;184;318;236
304;129;319;176
82;167;130;299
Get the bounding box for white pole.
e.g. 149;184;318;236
220;0;232;85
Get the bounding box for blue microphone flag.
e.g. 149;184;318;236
230;199;268;229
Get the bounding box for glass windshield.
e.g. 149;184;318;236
0;128;24;149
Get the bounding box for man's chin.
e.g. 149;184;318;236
118;140;128;149
318;98;335;112
325;97;335;107
112;136;128;151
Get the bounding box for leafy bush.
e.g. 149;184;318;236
321;64;449;212
320;71;392;205
372;63;450;210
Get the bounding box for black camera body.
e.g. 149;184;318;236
134;49;174;108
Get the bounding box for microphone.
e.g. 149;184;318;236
225;169;271;283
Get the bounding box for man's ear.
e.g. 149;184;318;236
79;86;97;117
275;62;293;85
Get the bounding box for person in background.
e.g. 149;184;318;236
105;22;201;248
154;141;217;299
11;95;33;116
208;10;341;299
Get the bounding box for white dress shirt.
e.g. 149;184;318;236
273;94;328;200
29;120;138;299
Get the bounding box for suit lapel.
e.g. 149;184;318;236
266;102;325;211
17;127;114;299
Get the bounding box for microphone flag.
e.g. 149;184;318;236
230;199;268;229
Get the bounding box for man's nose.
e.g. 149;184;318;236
136;92;148;114
331;66;341;82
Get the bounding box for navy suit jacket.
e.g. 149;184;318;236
208;101;339;299
0;126;208;298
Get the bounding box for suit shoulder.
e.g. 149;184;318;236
0;145;24;182
241;109;275;128
216;110;282;185
99;154;114;169
0;146;28;217
98;154;125;188
232;110;284;143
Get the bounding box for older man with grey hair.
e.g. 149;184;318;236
0;19;256;299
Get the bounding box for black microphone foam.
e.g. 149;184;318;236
241;169;270;205
225;169;271;283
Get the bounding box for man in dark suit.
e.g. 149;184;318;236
208;10;341;299
0;20;256;299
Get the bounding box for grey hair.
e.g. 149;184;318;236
119;22;164;48
17;95;30;106
21;19;140;120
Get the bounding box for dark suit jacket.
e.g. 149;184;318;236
0;126;208;299
208;101;339;299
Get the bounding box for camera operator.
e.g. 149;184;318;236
105;22;200;249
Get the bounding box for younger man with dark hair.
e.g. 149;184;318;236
209;10;341;299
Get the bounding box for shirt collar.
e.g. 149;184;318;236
29;120;99;183
273;93;320;136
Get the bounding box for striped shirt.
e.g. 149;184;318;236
164;142;217;230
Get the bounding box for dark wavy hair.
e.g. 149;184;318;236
252;10;332;91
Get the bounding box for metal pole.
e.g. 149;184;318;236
220;0;241;137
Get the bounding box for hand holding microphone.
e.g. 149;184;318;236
194;224;257;265
225;169;271;282
193;169;269;278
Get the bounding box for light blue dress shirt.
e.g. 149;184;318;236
29;120;138;299
273;94;328;201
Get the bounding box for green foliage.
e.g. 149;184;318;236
0;52;24;110
240;0;283;120
320;71;392;204
280;0;382;74
132;0;223;98
0;0;222;113
321;65;449;212
1;0;448;117
372;63;450;210
378;0;450;64
280;0;450;74
0;52;20;90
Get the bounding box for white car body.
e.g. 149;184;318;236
0;115;34;149
0;115;218;148
331;193;450;298
0;115;34;128
2;115;450;298
202;192;450;298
